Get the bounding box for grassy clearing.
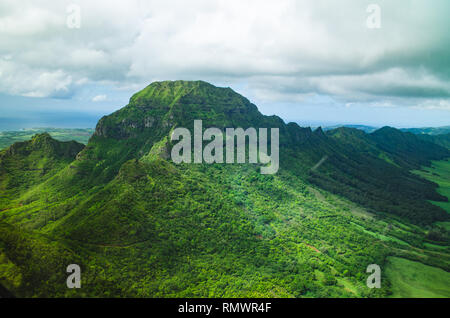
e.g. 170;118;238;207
414;159;450;214
385;256;450;298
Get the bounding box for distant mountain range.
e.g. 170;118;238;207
0;81;449;298
322;124;450;151
323;124;379;133
323;124;450;136
401;126;450;135
0;128;93;150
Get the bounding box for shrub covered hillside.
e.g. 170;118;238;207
0;81;449;297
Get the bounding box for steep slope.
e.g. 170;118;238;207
326;127;388;158
416;133;450;150
66;81;286;187
370;127;450;169
322;127;450;224
0;133;84;206
300;127;449;224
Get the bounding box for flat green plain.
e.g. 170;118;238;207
385;256;450;298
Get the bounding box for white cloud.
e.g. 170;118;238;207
92;94;107;102
0;0;449;109
0;59;73;97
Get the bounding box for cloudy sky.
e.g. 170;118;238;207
0;0;449;129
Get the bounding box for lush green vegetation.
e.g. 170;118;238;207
0;133;85;207
385;256;450;297
0;81;449;298
415;133;450;150
317;126;449;225
0;128;93;150
414;160;450;214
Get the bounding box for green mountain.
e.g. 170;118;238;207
415;133;450;150
0;81;449;298
0;133;84;202
323;124;379;133
0;128;94;150
370;127;450;169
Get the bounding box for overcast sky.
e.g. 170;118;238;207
1;0;449;129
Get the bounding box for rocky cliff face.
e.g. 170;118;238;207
93;114;158;139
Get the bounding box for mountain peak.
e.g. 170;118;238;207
2;133;84;159
326;126;367;138
129;80;234;107
313;126;326;137
372;126;401;135
93;80;269;140
30;132;53;145
86;80;289;182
